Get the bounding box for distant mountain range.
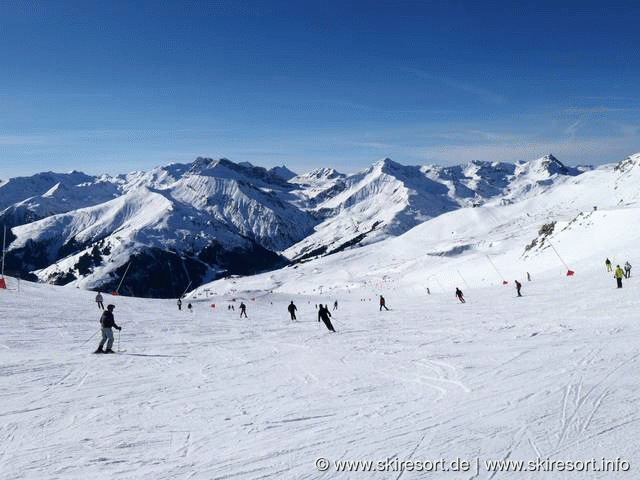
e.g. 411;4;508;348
0;154;594;297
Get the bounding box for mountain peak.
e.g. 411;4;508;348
373;157;398;168
268;165;297;182
516;154;580;178
614;152;640;173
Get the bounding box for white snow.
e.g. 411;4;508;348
2;157;640;478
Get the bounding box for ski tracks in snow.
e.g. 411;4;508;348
553;350;640;454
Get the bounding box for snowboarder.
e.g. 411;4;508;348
288;301;297;320
614;265;625;288
333;300;338;310
187;302;192;313
455;288;465;303
379;295;389;311
318;304;335;332
624;261;631;278
515;280;522;297
177;298;182;310
239;302;247;318
94;304;121;353
605;258;612;272
95;292;104;310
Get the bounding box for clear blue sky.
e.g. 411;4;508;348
1;0;639;178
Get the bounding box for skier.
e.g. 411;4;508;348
455;288;465;303
605;258;612;272
187;302;192;313
624;261;631;278
239;302;247;318
94;304;121;353
526;272;531;281
318;304;335;332
333;300;338;310
379;295;389;311
177;298;182;310
288;301;297;320
614;265;625;288
95;292;104;310
515;280;522;297
426;287;430;295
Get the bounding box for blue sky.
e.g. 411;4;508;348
1;0;639;178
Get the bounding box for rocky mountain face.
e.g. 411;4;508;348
0;154;591;297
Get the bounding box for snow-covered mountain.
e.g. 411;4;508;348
283;155;585;260
0;153;603;297
3;154;639;479
194;152;640;302
2;158;312;297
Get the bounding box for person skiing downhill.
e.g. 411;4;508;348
605;258;612;272
333;300;338;310
318;304;335;332
455;288;465;303
95;292;104;310
94;304;121;353
515;280;522;297
288;301;297;320
239;302;247;318
177;298;182;310
379;295;389;311
624;261;631;278
614;265;625;288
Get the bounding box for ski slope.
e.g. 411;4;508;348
1;253;639;479
3;155;640;478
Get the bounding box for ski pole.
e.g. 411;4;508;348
80;329;100;346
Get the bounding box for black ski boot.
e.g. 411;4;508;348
94;347;104;354
104;348;115;354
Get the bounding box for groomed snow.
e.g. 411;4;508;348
2;155;640;478
1;252;639;478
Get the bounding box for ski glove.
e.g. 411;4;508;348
117;326;122;330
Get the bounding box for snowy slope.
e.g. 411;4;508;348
199;154;640;302
2;158;317;296
0;172;121;228
284;159;459;260
0;153;608;296
283;155;584;261
2;183;639;478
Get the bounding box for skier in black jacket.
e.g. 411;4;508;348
288;301;297;320
318;304;336;332
95;304;121;353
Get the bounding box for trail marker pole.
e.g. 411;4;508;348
486;255;508;284
180;281;192;299
457;270;469;288
114;262;131;294
547;240;574;276
0;225;6;289
2;225;5;277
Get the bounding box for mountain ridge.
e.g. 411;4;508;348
0;153;615;297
